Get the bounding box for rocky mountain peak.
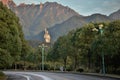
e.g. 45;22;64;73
0;0;16;8
109;9;120;20
0;0;11;5
40;2;43;12
10;1;80;38
18;3;26;7
8;0;16;8
0;0;8;5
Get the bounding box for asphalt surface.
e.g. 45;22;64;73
4;71;120;80
7;74;27;80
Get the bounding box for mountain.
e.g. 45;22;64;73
49;16;86;41
8;0;16;8
109;9;120;20
32;16;86;42
33;14;112;42
0;0;9;6
1;0;119;46
85;14;111;22
9;2;80;38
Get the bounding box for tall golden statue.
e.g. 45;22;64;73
44;28;51;43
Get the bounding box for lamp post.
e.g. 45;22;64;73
39;43;47;71
92;24;105;75
39;28;51;71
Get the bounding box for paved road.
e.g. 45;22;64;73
4;71;119;80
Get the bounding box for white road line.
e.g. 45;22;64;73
19;74;30;80
24;72;53;80
4;72;30;80
4;71;53;80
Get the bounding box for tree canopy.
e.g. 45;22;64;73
47;20;120;74
0;2;30;68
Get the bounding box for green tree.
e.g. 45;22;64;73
47;39;61;70
72;23;96;70
105;20;120;74
91;21;120;73
0;2;31;69
0;48;13;68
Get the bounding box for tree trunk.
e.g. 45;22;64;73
88;49;91;70
64;57;67;71
14;63;17;70
74;56;77;71
53;62;56;71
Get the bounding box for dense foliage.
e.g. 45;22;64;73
0;2;31;69
47;20;120;74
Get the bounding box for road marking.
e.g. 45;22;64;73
4;72;30;80
4;72;53;80
4;71;53;80
19;74;30;80
24;72;53;80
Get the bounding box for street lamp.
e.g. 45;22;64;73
39;43;47;71
92;24;105;75
39;28;51;71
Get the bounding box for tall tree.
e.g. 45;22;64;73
0;2;30;69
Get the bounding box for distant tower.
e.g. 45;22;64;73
44;28;51;43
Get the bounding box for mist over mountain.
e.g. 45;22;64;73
5;0;120;45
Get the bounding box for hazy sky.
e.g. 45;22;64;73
14;0;120;16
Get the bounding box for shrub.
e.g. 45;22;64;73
50;67;54;71
0;71;5;77
44;64;50;70
77;68;84;72
96;69;100;73
0;71;6;80
55;67;60;71
66;67;72;71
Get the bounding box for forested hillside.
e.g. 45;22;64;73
48;20;120;74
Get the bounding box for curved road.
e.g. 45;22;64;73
4;71;119;80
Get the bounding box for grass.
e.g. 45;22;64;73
0;71;7;80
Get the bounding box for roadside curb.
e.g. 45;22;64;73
50;71;120;79
74;73;120;79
